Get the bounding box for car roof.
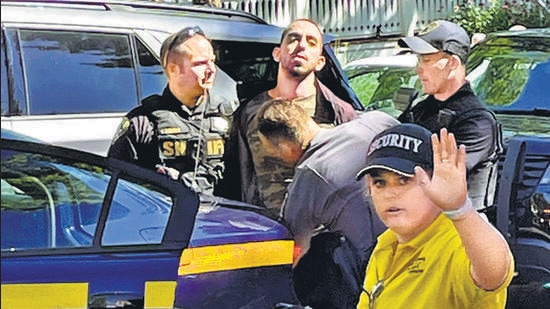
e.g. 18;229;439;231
485;27;550;39
1;0;286;44
343;53;417;78
1;0;267;23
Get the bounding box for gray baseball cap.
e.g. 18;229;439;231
398;20;470;63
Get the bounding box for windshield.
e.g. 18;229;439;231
467;34;550;113
466;32;550;138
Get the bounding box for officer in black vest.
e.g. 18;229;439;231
397;20;503;212
108;26;238;193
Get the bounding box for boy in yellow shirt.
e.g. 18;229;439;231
356;124;514;308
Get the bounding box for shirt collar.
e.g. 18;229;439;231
162;86;206;116
427;82;474;107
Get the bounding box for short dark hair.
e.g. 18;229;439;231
279;18;324;44
160;26;209;67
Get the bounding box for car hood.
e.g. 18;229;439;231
190;197;291;248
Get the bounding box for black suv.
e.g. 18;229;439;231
467;28;550;309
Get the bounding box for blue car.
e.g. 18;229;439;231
1;129;298;308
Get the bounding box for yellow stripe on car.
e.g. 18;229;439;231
178;240;294;276
1;281;176;309
1;282;88;309
1;241;293;308
144;281;177;309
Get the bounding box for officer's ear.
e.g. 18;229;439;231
165;62;180;78
449;54;462;68
447;55;463;79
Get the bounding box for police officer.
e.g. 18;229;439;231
397;20;503;211
108;26;238;193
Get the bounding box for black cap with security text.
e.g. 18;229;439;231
398;20;470;63
356;123;433;179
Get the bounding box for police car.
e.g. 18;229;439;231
1;128;298;308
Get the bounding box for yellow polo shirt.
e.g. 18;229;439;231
357;213;514;309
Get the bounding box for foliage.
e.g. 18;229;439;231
449;0;550;36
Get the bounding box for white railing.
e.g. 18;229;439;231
219;0;469;39
168;0;548;62
171;1;547;40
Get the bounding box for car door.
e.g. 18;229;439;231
1;138;199;309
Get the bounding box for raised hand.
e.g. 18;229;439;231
414;128;468;212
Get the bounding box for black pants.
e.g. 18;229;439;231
293;232;369;309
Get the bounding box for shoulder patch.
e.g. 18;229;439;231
121;117;130;130
112;117;131;144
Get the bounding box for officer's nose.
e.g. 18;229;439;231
203;63;215;80
207;62;216;75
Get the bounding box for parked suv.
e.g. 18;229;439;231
0;0;361;156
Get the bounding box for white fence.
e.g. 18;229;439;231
168;0;548;62
218;0;472;40
170;1;549;39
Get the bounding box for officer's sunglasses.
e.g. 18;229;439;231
162;26;206;66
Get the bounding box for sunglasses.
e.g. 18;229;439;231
162;26;206;66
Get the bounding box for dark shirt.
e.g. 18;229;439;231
287;110;398;309
399;82;503;209
227;80;357;213
283;110;397;259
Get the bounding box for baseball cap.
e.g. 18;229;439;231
356;123;433;179
398;20;470;63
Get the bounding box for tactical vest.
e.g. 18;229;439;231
154;106;231;187
399;92;504;210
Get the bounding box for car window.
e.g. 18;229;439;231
213;40;278;103
1;33;8;115
2;29;27;115
136;37;166;99
349;67;419;117
214;41;277;83
15;29;139;115
466;34;550;138
1;149;108;250
1;147;176;251
102;176;172;246
467;38;550;110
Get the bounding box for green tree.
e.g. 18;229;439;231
449;0;550;36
